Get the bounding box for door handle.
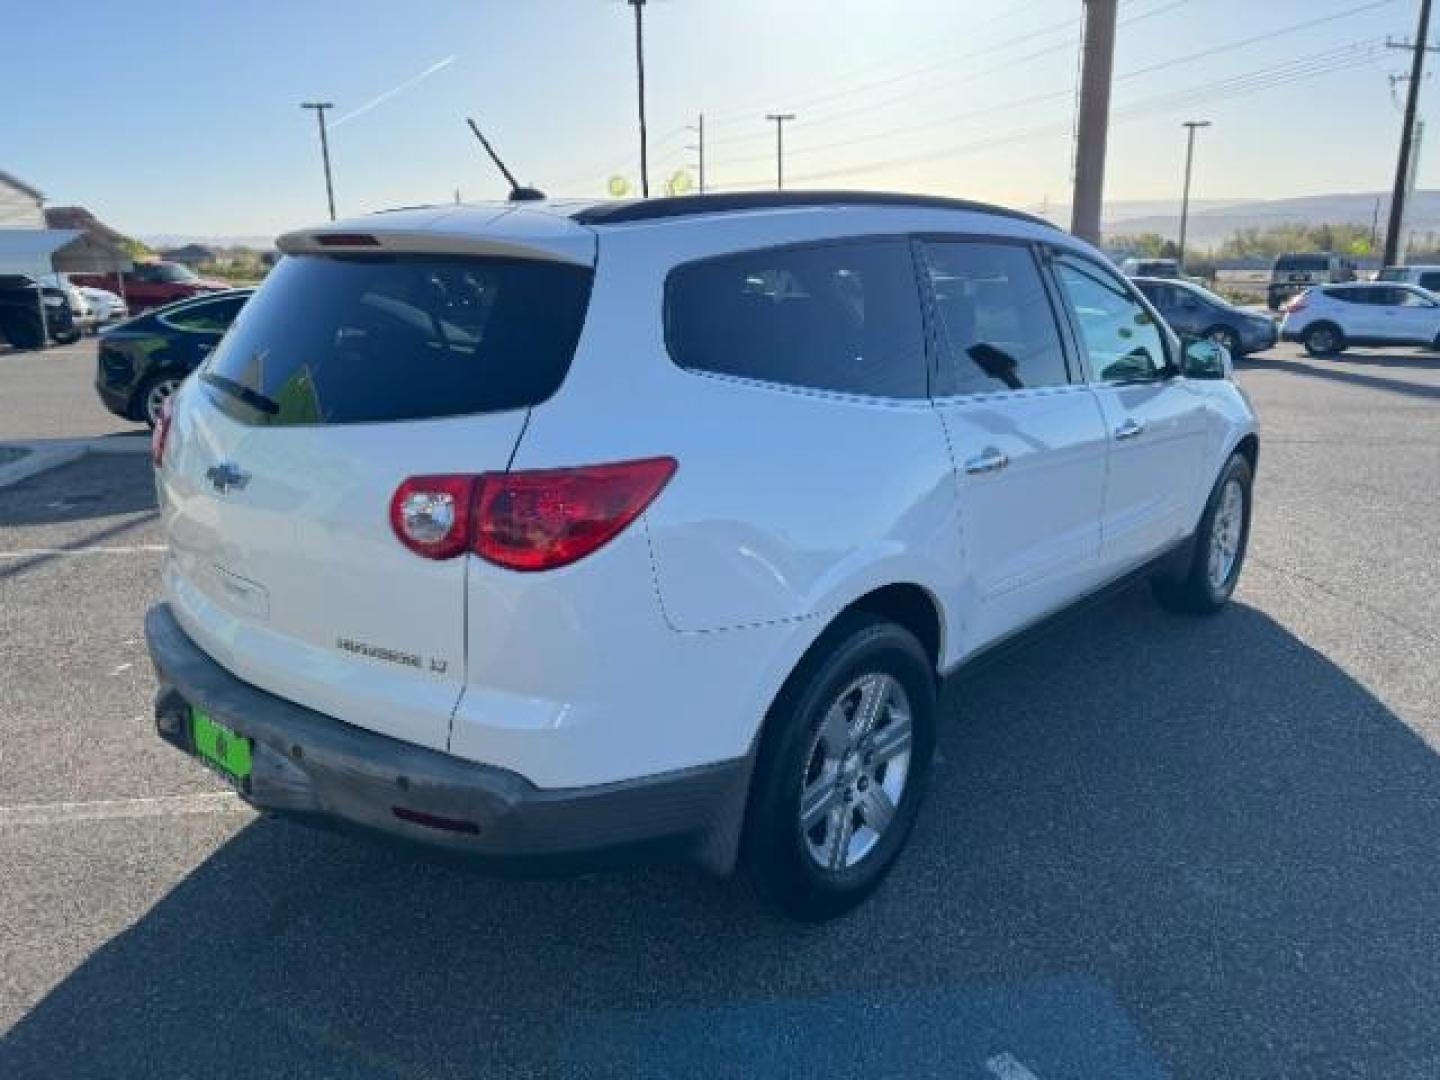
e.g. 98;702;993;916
1114;417;1146;441
963;448;1010;475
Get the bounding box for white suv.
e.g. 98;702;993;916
1281;281;1440;356
145;192;1259;919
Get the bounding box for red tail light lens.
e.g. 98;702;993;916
389;475;477;560
1283;293;1309;313
389;459;677;569
475;458;678;571
152;396;174;467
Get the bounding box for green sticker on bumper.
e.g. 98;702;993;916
191;709;252;781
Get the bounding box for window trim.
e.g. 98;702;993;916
1044;247;1178;386
661;233;932;402
913;233;1080;400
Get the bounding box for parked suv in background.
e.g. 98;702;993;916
145;192;1259;919
1119;256;1182;279
1280;281;1440;356
1267;251;1356;310
0;274;81;348
1377;264;1440;292
1133;276;1277;357
75;260;227;313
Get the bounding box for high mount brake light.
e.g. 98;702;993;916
389;459;678;570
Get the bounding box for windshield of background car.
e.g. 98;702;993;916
201;253;594;426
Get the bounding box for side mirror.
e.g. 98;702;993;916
1182;337;1231;380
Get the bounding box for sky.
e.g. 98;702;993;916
1;0;1429;240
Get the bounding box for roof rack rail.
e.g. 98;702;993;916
571;190;1055;228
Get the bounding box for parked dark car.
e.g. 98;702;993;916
74;260;229;314
0;274;81;349
1133;276;1278;357
1266;252;1356;310
95;289;253;426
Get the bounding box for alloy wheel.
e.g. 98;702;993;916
1207;478;1245;590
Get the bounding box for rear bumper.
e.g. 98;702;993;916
145;603;751;875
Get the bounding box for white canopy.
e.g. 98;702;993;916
0;229;132;276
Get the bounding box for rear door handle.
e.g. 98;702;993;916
1114;418;1146;441
963;448;1010;475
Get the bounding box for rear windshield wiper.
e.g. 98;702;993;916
201;372;281;416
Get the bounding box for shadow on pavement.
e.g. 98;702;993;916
0;452;155;528
1251;356;1440;401
4;591;1439;1078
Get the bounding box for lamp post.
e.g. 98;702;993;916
1178;120;1211;272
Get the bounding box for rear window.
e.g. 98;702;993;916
1420;272;1440;292
201;254;592;425
664;239;926;399
1275;254;1329;274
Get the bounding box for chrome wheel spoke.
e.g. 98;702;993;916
823;805;854;870
867;716;912;765
799;774;841;831
861;787;896;834
851;674;891;742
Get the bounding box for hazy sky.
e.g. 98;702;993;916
1;0;1427;237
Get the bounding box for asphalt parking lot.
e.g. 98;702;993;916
1;341;1438;1078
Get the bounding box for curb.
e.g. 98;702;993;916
0;435;149;489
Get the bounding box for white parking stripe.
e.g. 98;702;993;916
0;544;167;558
986;1052;1043;1080
0;792;244;827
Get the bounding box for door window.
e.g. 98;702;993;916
919;240;1069;394
1396;287;1436;308
160;294;248;332
1053;254;1169;383
664;239;926;398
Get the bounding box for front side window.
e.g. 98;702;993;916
161;294;247;332
920;240;1069;394
1053;254;1169;383
664;239;926;398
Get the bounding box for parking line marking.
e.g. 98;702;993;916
986;1052;1043;1080
0;544;167;558
0;792;244;827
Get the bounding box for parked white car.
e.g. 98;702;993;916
144;192;1259;919
78;285;128;325
1280;281;1440;356
38;273;97;332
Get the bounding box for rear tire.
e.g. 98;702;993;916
134;373;182;429
1152;453;1253;615
1302;323;1344;357
742;613;936;921
54;328;82;346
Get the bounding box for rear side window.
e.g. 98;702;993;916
920;240;1069;393
1419;272;1440;292
201;255;592;425
664;239;926;398
161;294;247;332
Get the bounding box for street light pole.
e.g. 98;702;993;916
627;0;650;197
766;113;795;190
1178;120;1211;272
301;102;336;221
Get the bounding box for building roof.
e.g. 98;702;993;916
0;169;44;202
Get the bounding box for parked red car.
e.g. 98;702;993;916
74;261;228;314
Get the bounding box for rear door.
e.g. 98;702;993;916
160;251;593;750
1049;250;1209;572
1387;285;1440;344
921;238;1110;649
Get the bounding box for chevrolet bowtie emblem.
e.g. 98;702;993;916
205;461;250;493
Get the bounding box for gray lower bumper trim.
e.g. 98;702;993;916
144;604;750;873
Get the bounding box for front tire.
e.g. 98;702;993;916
1152;453;1253;614
742;613;936;921
1302;323;1344;357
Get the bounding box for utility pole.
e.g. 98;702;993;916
1384;1;1436;266
1371;195;1382;252
766;113;795;190
1177;120;1211;272
685;113;706;194
1071;0;1118;244
301;102;336;221
627;0;650;197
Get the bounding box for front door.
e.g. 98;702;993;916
1049;251;1211;572
919;238;1110;653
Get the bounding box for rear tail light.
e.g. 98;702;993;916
151;396;174;467
389;458;677;570
1282;293;1309;314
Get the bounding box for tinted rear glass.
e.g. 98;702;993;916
1275;255;1328;273
202;254;592;425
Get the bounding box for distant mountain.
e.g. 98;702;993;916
1100;190;1440;249
140;234;276;251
